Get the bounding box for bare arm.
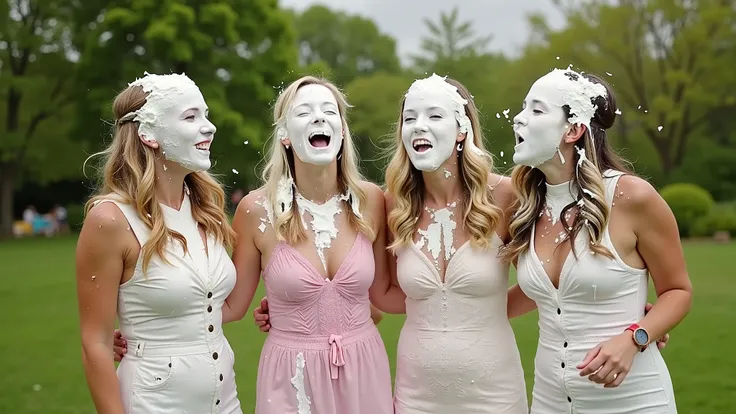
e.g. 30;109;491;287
507;284;538;319
366;184;406;314
75;203;127;414
491;175;539;319
223;193;265;324
626;176;693;343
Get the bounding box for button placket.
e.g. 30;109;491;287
203;282;222;412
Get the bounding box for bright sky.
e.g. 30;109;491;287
280;0;566;62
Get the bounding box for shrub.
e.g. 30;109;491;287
690;203;736;238
65;203;86;232
660;183;714;237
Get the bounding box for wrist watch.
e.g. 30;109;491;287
625;324;649;351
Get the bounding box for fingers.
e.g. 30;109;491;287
644;302;653;314
603;370;619;385
576;345;601;370
113;335;127;348
604;370;628;388
260;296;269;312
114;329;122;338
579;352;606;376
253;305;271;333
113;344;126;362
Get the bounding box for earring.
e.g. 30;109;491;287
456;143;464;152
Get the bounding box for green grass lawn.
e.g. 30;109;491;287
1;235;734;413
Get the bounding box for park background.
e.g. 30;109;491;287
1;0;734;412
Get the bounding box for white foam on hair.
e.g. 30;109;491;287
128;72;198;143
406;74;484;156
544;67;608;135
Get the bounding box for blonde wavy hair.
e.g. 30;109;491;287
261;75;374;243
385;77;503;251
84;84;235;273
501;72;632;263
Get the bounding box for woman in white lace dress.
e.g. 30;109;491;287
378;74;528;413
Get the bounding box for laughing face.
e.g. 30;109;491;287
283;84;344;166
401;87;459;172
132;73;216;172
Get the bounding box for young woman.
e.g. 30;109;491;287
237;75;394;413
382;74;530;413
503;68;692;413
76;73;242;413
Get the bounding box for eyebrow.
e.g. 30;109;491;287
294;101;337;107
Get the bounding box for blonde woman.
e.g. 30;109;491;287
503;68;691;413
371;74;527;413
228;76;393;413
75;73;242;413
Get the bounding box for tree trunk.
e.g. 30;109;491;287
651;135;674;177
0;162;17;239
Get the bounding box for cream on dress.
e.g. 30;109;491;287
394;233;529;413
102;194;242;414
516;170;677;413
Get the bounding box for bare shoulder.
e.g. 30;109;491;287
489;173;515;211
358;180;384;199
77;201;134;264
81;201;131;240
358;180;386;223
615;174;662;212
238;187;268;215
233;187;269;232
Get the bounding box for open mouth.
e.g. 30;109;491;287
515;134;525;146
412;138;433;153
195;141;211;151
308;131;331;148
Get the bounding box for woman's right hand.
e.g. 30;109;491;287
113;329;127;362
253;296;270;332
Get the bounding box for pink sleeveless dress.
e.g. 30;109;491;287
255;233;393;414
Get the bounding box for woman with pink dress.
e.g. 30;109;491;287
232;75;393;414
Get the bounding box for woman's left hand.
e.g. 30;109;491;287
576;331;640;388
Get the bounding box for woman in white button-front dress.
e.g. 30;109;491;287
502;68;692;413
76;73;242;413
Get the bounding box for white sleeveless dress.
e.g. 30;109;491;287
516;170;677;413
99;193;242;413
393;233;529;413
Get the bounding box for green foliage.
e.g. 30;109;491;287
660;183;714;237
65;203;86;232
670;142;736;202
690;203;736;238
293;5;401;85
72;0;298;191
411;6;492;72
344;72;415;182
526;0;736;175
0;0;94;237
